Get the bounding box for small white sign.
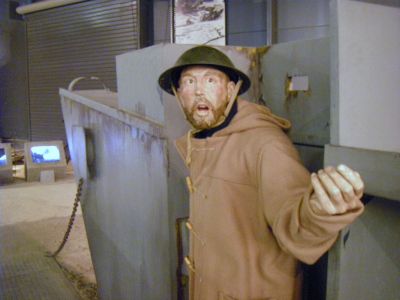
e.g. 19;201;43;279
289;75;309;91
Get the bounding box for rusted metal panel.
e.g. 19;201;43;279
262;37;330;146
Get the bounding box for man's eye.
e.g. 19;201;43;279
207;78;215;83
185;79;194;84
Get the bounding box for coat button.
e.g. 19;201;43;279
185;176;195;193
185;221;205;246
184;256;196;273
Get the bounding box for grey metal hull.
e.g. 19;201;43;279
60;89;171;299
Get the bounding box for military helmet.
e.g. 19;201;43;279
158;45;251;95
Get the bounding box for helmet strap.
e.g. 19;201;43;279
213;79;243;127
224;79;242;118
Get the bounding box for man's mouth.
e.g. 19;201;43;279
195;103;210;116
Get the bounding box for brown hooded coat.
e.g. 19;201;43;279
175;99;364;300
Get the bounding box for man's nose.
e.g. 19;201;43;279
194;81;204;95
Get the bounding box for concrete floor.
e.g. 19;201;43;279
0;164;97;299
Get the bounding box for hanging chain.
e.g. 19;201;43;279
46;178;84;258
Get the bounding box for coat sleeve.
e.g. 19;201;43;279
257;133;364;264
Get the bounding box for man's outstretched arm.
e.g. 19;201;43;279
258;136;365;264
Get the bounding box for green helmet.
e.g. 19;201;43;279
158;45;251;95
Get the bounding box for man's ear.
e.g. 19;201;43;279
227;81;236;98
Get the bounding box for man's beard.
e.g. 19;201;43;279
183;98;227;130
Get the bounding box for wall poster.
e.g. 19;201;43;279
172;0;226;45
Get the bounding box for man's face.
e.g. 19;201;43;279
177;66;235;130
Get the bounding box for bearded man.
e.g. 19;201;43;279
158;45;364;300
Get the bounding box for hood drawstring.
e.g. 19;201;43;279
185;128;200;166
214;80;242;128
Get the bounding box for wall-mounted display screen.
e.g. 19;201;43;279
30;145;61;164
0;148;6;166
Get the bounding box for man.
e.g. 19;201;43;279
158;45;364;300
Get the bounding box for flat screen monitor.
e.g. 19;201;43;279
0;148;6;167
24;140;67;182
0;143;13;183
31;145;61;164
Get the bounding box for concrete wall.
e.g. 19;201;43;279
330;0;400;152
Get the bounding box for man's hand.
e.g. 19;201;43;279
310;164;364;215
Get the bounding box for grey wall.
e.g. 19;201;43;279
0;0;29;140
152;0;330;46
152;0;269;46
0;0;332;141
277;0;330;43
226;0;268;46
153;0;171;45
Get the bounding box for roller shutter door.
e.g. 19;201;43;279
26;0;140;141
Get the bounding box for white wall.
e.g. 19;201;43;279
333;0;400;152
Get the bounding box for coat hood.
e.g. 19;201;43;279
175;99;291;166
213;98;291;137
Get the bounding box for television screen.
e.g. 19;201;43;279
31;145;61;164
0;148;6;167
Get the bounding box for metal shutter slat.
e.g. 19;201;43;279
27;0;139;141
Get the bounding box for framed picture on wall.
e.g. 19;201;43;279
172;0;226;45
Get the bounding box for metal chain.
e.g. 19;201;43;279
46;178;84;258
